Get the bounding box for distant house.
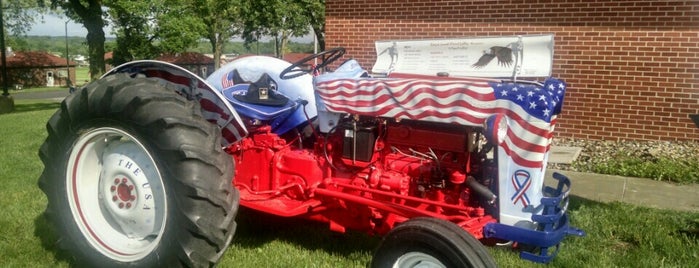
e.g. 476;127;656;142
0;49;77;88
73;55;87;66
156;52;214;78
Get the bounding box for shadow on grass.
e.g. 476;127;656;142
231;195;600;264
568;194;597;211
552;194;699;266
33;191;696;266
233;207;380;258
32;205;378;267
33;212;76;266
13;101;61;114
484;195;595;257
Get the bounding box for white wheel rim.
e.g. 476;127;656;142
393;252;447;268
66;127;167;262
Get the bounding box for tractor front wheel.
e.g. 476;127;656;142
370;217;496;268
39;74;238;267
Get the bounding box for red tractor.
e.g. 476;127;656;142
39;47;583;267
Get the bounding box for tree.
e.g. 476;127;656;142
185;0;241;70
42;0;107;80
109;0;239;70
300;0;325;51
108;1;160;65
240;0;322;58
108;0;204;66
154;7;204;54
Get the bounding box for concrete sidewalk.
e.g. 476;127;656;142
13;90;69;102
545;169;699;213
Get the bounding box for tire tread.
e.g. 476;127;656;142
38;73;238;267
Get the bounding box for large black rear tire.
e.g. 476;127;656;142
371;217;496;268
38;73;239;267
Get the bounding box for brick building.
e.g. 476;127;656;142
156;52;215;79
325;0;699;141
0;50;77;88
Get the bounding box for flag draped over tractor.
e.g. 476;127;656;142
315;77;566;169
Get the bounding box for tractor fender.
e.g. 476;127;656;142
103;60;248;145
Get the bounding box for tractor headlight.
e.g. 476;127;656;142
484;114;508;145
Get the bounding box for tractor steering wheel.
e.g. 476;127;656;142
279;47;346;80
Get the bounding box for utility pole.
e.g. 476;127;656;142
0;4;15;114
1;5;9;97
65;21;71;88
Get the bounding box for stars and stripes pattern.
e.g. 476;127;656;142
490;78;566;123
221;70;237;89
315;77;567;168
109;62;248;145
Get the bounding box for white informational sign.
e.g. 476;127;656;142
372;34;554;78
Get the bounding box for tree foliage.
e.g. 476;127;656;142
4;0;48;36
175;0;241;69
109;0;240;69
29;0;324;75
154;5;205;53
107;1;160;65
299;0;325;51
4;0;50;50
240;0;323;57
107;0;205;66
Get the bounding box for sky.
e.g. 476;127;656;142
28;13;114;37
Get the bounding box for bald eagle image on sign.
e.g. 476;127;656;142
471;45;515;69
372;34;554;78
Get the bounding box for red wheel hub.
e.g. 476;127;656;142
111;177;136;209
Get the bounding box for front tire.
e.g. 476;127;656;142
370;217;496;268
39;74;238;267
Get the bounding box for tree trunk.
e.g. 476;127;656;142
208;34;220;70
312;24;325;51
85;22;106;80
214;38;223;70
280;31;289;59
274;35;280;58
67;0;106;81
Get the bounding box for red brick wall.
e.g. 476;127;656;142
325;0;699;141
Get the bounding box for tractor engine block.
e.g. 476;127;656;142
336;119;488;206
231;118;494;234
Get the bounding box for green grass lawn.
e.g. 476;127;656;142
10;86;68;93
75;66;90;85
1;99;697;267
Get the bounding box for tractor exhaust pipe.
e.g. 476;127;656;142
466;176;497;204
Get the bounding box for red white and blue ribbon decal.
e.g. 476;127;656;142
511;169;532;208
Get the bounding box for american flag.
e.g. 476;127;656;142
221;70;237;89
314;77;566;168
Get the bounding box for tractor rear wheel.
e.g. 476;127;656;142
370;217;496;268
38;73;238;267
